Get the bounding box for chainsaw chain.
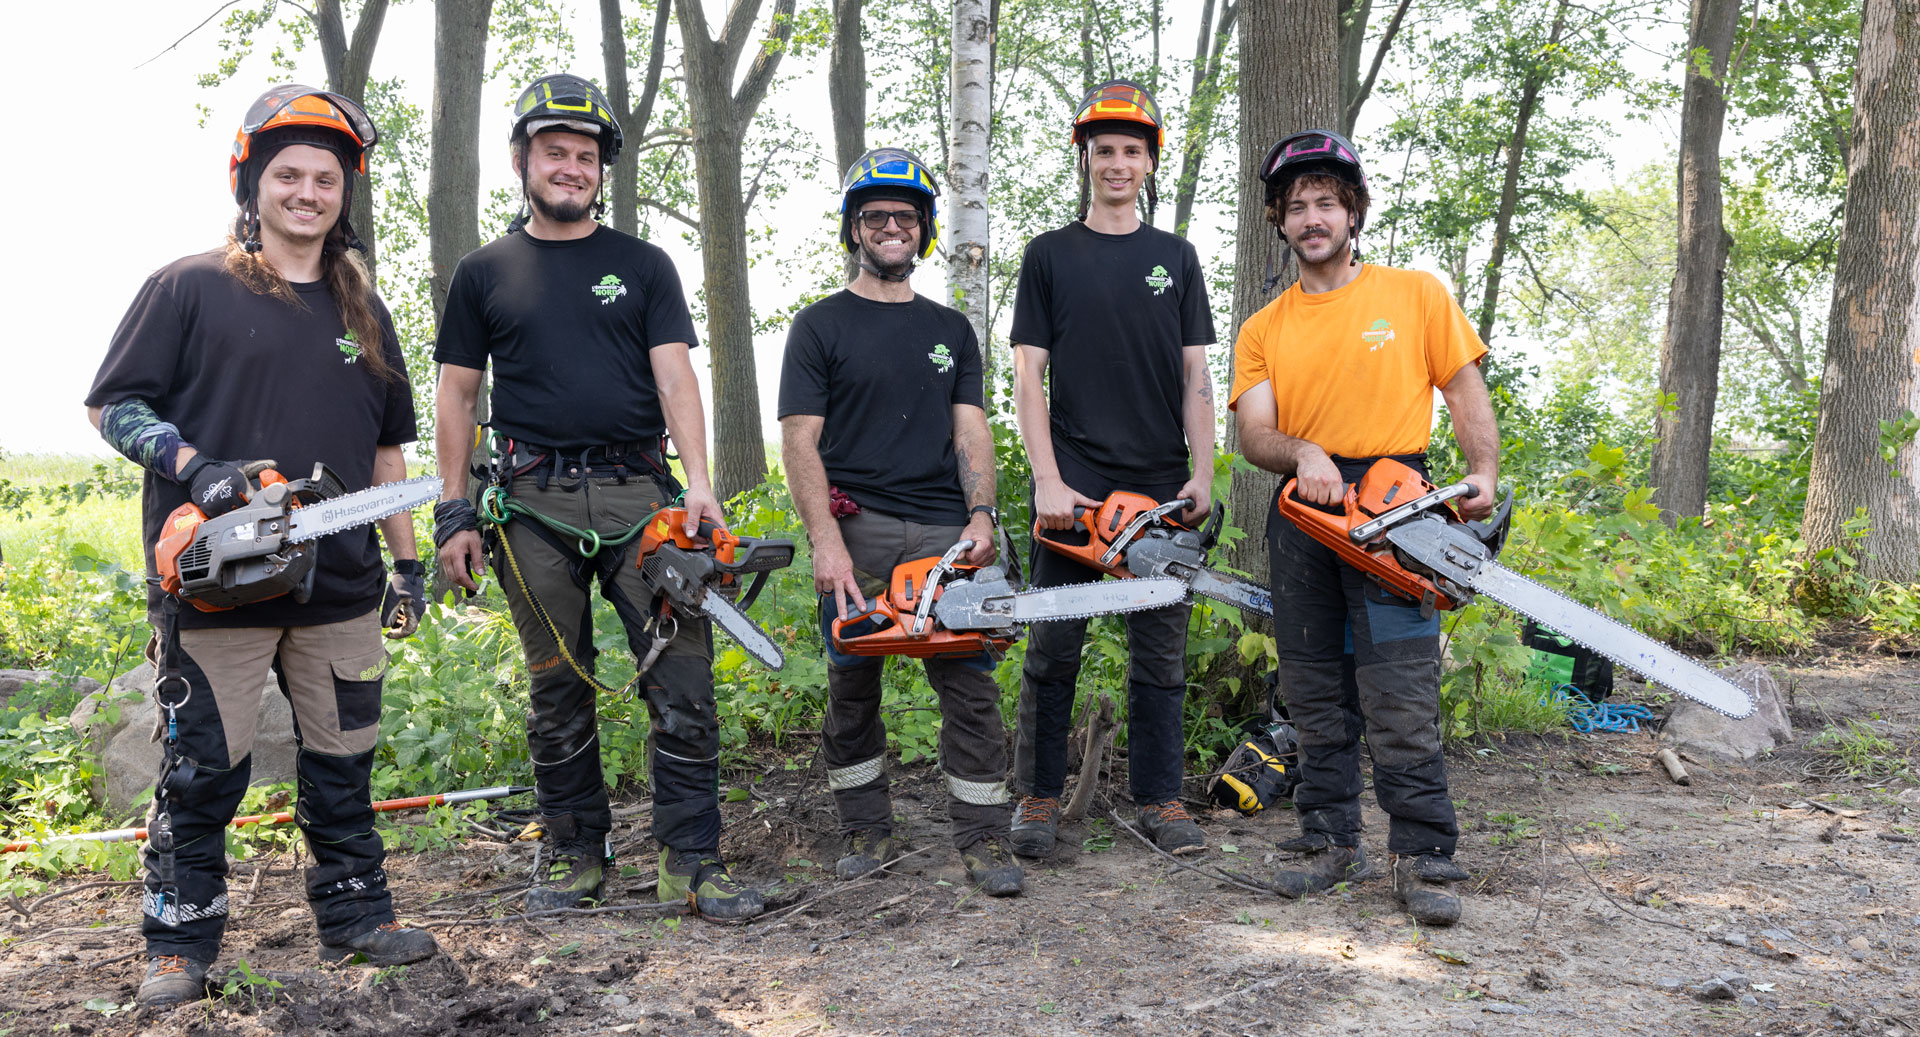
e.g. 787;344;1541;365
286;475;444;544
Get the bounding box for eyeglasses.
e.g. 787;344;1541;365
856;209;922;230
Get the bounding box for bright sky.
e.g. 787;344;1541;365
2;2;1682;460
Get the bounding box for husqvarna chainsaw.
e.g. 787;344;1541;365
631;508;794;671
1276;457;1756;719
1036;492;1276;617
155;461;440;613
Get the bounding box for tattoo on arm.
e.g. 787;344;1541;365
954;440;990;507
1197;373;1214;405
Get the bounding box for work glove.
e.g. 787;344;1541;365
181;455;253;518
382;559;428;639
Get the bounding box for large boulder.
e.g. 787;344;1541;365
1659;663;1793;762
69;662;298;814
0;669;104;708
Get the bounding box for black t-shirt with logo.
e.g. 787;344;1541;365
86;249;418;629
777;290;984;525
1009;221;1216;487
434;225;700;449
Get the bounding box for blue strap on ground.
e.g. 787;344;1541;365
1547;684;1655;733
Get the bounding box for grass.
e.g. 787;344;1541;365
0;453;146;571
1809;720;1914;781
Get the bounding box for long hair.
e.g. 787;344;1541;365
222;235;396;382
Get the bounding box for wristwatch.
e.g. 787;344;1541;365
969;504;999;525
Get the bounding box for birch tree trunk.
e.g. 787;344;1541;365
1802;0;1920;581
949;0;993;370
1649;0;1742;522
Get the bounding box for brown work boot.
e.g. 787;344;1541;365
960;835;1025;897
1008;796;1060;858
835;828;904;880
138;954;212;1008
1137;800;1206;855
1271;842;1374;898
1391;853;1467;926
320;921;441;965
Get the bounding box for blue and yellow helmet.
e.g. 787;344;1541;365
839;147;941;259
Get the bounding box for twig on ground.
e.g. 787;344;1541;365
419;901;689;928
1756;910;1822;953
1107;810;1275;896
1532;819;1550;930
84;950;144;972
1555;830;1696;933
749;847;935;930
1182;976;1283;1014
22;880;144;921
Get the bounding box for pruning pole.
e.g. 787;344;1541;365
1;784;532;854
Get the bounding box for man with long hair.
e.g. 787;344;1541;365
779;147;1023;896
1008;80;1219;861
432;74;762;921
85;84;437;1007
1230;130;1498;926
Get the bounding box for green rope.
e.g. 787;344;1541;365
478;484;669;558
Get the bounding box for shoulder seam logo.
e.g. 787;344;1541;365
592;273;627;305
1145;264;1172;296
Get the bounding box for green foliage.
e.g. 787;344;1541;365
1809;721;1914;781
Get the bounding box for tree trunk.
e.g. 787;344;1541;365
676;0;798;501
1171;0;1238;239
1802;0;1920;581
1649;0;1741;522
314;0;390;278
429;0;492;320
1473;0;1566;345
1223;0;1341;586
829;0;866;283
1337;0;1370;123
603;0;672;237
949;0;992;369
1340;0;1409;134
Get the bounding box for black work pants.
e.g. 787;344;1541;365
1266;492;1458;857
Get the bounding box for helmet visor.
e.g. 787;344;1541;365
242;84;378;150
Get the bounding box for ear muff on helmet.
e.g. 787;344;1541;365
839;147;941;260
511;73;623;164
229;84;379;254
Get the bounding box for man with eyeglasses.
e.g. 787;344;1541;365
778;148;1023;896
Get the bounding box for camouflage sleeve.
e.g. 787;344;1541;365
98;398;189;483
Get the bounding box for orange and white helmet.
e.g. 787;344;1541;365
229;84;379;251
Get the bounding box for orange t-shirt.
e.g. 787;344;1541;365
1227;264;1487;457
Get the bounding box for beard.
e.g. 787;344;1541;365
529;184;595;224
1288;223;1352;265
857;243;916;280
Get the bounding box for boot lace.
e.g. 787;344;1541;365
1145;800;1195;825
1017;796;1059;825
151;955;192;977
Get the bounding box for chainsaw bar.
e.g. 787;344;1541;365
1002;577;1190;623
286;476;443;543
1183;567;1274;618
699;590;786;671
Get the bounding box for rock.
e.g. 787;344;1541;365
70;662;298;814
1692;979;1740;1001
603;994;631;1008
1738;993;1759;1007
1714;972;1750;988
1655;977;1686;992
1847;936;1871;952
1483;1002;1535;1015
0;669;104;708
1850;884;1873;899
1717;931;1748;948
1660;663;1792;761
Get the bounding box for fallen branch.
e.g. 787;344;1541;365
1107;810;1274;897
419;900;689;928
1182;976;1284;1014
19;880;145;921
749;847;934;930
1656;748;1691;786
1064;693;1117;822
1555;830;1696;933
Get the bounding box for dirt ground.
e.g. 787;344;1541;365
4;652;1917;1037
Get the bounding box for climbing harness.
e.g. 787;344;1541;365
147;593;198;925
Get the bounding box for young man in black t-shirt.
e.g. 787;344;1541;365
1008;80;1218;859
778;148;1023;896
85;85;437;1007
431;75;761;921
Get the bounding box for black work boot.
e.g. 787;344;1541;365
959;835;1025;897
1271;843;1374;898
525;845;607;912
1276;830;1330;854
836;828;904;881
320;921;442;965
1391;853;1468;926
1008;796;1060;858
1137;800;1207;855
659;848;765;921
138;955;212;1007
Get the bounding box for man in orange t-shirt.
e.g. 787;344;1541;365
1228;129;1498;927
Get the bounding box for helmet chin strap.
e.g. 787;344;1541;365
856;244;915;283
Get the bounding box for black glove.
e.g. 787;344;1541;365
181;454;252;518
382;559;428;639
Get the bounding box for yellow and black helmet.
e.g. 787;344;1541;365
511;74;622;165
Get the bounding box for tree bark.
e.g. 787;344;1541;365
1473;0;1566;345
1340;0;1409;134
314;0;389;278
1223;0;1341;586
676;0;798;501
1170;0;1238;239
603;0;673;237
949;0;993;368
828;0;866;283
429;0;493;320
1802;0;1920;581
1650;0;1741;523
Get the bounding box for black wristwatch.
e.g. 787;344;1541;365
969;504;999;525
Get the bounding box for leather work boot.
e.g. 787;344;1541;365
836;828;904;881
658;847;765;921
319;921;442;965
1271;842;1374;899
138;955;212;1008
1276;830;1330;854
1391;853;1469;926
1008;796;1060;858
1137;800;1207;856
959;836;1025;897
525;846;607;912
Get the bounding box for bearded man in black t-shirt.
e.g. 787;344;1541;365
777;148;1023;897
1008;80;1219;860
431;75;761;921
84;85;439;1008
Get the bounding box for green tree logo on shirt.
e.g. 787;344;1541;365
1361;318;1396;351
336;328;361;363
1144;264;1173;295
591;273;628;305
928;343;954;373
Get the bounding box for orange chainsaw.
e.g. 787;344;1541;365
830;536;1188;660
1275;457;1758;719
631;508;795;670
1036;492;1275;617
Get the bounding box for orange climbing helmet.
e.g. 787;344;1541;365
1072;79;1166;158
228;84;379;252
